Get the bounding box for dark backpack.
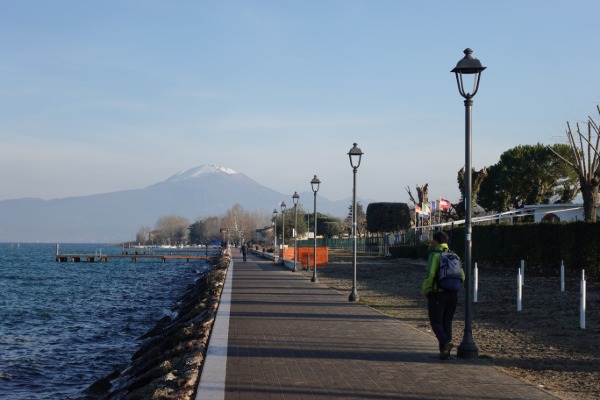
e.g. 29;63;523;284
436;250;463;291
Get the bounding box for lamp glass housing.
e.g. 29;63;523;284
310;175;321;193
348;142;363;169
451;48;486;98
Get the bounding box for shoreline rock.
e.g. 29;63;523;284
82;250;230;400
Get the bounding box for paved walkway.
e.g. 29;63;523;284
197;251;560;400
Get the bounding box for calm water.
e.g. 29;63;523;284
0;243;210;399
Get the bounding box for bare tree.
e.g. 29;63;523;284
155;215;190;245
417;184;429;205
406;183;429;228
405;184;428;206
550;105;600;221
222;204;245;244
221;204;264;244
455;167;488;219
135;226;152;245
200;216;222;242
405;186;418;206
344;202;366;238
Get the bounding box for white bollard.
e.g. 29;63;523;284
560;261;565;292
580;269;586;329
474;262;478;303
517;269;522;312
520;259;525;286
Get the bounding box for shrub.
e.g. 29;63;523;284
388;222;600;276
389;244;430;259
366;203;411;233
451;222;600;275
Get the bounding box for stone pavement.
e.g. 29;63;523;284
196;251;561;400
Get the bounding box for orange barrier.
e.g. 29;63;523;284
283;247;328;267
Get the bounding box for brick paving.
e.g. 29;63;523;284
201;251;561;400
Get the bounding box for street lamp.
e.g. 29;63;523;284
272;208;278;262
292;192;300;272
348;143;363;302
452;48;485;359
281;201;287;263
310;175;321;282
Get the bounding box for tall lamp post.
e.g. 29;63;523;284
348;143;363;302
310;175;321;283
280;201;287;263
451;48;486;359
292;192;299;272
272;209;278;262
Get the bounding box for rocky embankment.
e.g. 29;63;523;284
83;250;230;400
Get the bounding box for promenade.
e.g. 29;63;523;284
196;251;560;400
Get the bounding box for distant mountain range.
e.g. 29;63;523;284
0;165;368;243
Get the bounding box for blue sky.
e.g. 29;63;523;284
0;1;598;209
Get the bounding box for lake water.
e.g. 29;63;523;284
0;243;210;399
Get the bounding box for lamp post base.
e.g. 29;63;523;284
348;289;359;302
457;341;479;359
311;275;318;283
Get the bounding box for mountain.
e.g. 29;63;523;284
0;165;363;243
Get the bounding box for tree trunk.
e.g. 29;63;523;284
580;181;599;222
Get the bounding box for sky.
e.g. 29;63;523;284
0;1;599;209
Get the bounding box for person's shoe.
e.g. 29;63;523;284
440;341;453;360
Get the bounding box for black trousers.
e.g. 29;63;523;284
427;291;458;351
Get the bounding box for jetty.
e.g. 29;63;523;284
55;244;217;263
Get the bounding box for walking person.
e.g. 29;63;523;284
421;231;464;360
241;243;247;262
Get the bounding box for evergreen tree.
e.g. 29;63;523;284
478;143;578;212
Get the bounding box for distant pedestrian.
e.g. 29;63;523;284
421;231;464;360
241;243;247;262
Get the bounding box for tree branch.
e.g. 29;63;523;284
405;186;417;205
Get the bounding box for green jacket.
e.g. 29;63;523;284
421;243;465;294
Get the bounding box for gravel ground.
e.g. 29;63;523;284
300;250;600;400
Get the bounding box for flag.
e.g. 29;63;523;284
439;198;451;211
415;205;422;214
430;201;437;211
422;202;430;214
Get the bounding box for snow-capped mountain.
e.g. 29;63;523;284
163;165;238;183
0;165;357;242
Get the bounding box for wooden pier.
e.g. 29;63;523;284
55;253;214;263
55;244;218;263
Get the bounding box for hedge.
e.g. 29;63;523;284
389;243;430;260
390;222;600;276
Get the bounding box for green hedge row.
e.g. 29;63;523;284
389;243;430;260
391;222;600;276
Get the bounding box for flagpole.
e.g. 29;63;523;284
429;202;432;228
414;207;417;245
